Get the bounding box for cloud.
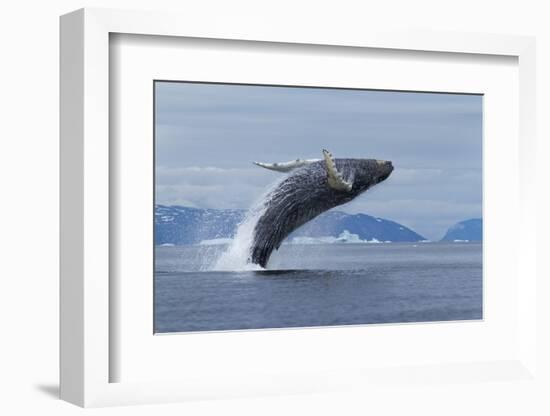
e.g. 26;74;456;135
156;165;278;209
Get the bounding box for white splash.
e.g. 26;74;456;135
213;177;285;271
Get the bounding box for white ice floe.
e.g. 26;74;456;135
290;230;384;245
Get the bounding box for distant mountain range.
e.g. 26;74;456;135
289;210;425;242
440;218;482;242
155;205;426;245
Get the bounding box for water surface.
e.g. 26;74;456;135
155;242;482;333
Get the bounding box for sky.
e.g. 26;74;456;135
155;81;482;240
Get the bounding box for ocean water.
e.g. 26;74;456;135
154;242;482;333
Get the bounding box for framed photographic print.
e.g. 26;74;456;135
60;8;538;408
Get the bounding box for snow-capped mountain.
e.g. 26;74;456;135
155;205;426;245
289;210;425;242
440;218;482;242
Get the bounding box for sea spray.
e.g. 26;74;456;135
213;177;286;271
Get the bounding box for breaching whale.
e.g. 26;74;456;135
250;149;394;267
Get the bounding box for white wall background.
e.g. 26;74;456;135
0;1;548;415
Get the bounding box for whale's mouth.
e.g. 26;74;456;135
379;171;391;182
380;161;394;182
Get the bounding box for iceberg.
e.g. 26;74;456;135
289;230;385;245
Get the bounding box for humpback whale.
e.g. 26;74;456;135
250;149;394;267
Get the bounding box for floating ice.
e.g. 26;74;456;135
290;230;384;245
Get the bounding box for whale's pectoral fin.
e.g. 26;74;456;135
322;149;353;192
253;158;320;173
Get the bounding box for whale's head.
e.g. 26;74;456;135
349;158;394;193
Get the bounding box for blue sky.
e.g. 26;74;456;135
155;81;482;240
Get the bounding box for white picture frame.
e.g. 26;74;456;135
60;7;537;407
